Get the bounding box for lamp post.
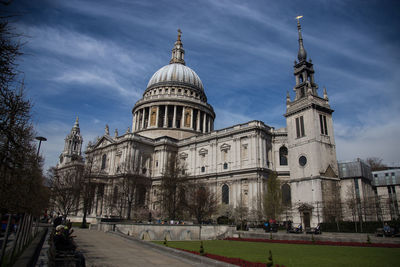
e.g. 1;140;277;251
35;136;47;157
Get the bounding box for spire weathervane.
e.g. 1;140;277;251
295;15;307;62
177;28;182;41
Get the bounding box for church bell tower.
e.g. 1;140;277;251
58;117;83;167
285;17;339;227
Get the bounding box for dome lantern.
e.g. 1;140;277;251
169;29;185;65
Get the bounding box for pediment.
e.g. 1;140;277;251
220;143;231;151
179;152;188;159
321;165;338;178
93;135;115;149
198;148;208;156
298;203;314;211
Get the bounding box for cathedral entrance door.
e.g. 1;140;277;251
303;212;311;228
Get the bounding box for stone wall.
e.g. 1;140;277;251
97;223;234;241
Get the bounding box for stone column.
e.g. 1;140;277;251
147;106;151;128
172;105;177;128
203;113;206;133
93;184;98;216
190;108;194;129
155;105;159;128
208;117;211;132
136;111;140;131
132;112;137;131
196;110;201;132
163;105;168;128
251;134;258;166
181;106;186;128
133;112;137;131
141;108;145;129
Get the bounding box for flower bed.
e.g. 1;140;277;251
177;248;284;267
224;237;400;248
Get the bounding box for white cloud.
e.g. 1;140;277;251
336;120;400;166
214;108;252;130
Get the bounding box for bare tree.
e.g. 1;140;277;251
117;159;151;220
263;172;282;220
216;203;234;224
365;157;387;171
49;166;83;218
0;15;48;265
345;184;360;232
80;155;94;228
234;201;248;230
321;182;342;231
159;154;187;220
184;183;218;223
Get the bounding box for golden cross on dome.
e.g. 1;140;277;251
177;29;182;41
295;15;303;22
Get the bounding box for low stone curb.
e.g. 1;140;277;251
107;231;236;267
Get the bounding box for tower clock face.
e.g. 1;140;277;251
299;155;307;166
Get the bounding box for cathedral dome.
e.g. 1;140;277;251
147;63;204;92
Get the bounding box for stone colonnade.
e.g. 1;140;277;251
132;104;213;133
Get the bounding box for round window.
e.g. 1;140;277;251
299;156;307;166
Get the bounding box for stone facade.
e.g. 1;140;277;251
56;22;345;228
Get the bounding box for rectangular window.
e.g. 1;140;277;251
319;114;328;135
319;114;324;134
323;115;328;135
300;116;305;137
296;116;305;138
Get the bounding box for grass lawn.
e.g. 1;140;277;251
153;240;400;267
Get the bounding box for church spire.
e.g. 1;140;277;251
296;16;307;62
73;116;80;132
170;29;185;65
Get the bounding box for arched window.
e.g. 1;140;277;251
223;162;228;170
101;154;107;170
279;146;288;166
222;184;229;204
299;75;303;83
281;184;291;206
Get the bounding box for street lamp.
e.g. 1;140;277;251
35;136;47;157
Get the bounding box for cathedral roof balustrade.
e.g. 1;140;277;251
177;120;273;146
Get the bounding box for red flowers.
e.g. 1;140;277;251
176;248;284;267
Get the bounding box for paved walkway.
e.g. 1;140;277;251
74;228;198;267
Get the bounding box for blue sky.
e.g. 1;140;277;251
6;0;400;170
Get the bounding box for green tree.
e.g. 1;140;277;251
263;172;282;220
